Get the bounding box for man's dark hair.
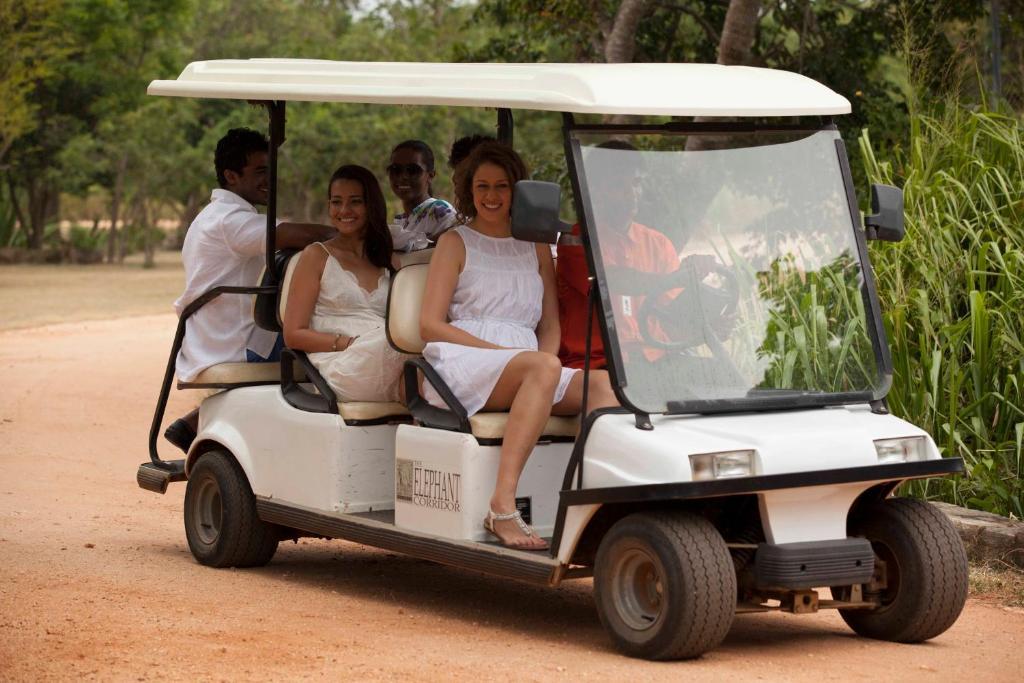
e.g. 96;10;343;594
588;138;642;188
391;139;436;172
327;164;394;271
448;134;496;170
214;128;269;188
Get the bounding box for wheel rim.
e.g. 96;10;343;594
869;540;901;609
191;476;222;547
609;542;665;631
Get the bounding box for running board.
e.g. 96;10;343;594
137;461;186;494
257;498;565;586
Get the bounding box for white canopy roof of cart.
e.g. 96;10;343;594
148;59;851;117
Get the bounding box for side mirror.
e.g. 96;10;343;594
864;184;904;242
511;180;561;244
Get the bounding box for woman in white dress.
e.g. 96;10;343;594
420;142;618;549
283;165;404;402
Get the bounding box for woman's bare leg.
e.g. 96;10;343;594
481;351;563;549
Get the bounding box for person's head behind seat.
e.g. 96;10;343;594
327;164;394;270
452;141;527;221
448;134;496;171
214;128;270;199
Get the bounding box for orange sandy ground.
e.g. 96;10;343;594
0;314;1022;681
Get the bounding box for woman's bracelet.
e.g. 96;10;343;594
332;334;358;352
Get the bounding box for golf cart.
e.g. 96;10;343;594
137;60;968;660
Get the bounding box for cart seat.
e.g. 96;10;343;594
469;413;578;441
386;262;578;443
332;250;425;424
337;401;410;423
270;250;417;424
178;359;305;389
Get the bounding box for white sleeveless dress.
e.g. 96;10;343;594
307;245;404;402
423;225;579;416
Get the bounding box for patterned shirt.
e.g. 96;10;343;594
390;197;458;252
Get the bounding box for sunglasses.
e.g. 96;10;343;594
386;163;426;176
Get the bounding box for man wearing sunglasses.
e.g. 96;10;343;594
386;140;457;252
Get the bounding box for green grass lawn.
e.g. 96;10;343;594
0;251;184;331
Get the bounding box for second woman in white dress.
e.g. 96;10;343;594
283;165;405;403
420;142;618;549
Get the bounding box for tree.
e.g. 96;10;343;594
716;0;761;65
0;0;66;167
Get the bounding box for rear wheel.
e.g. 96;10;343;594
837;497;967;642
184;450;279;568
593;511;735;660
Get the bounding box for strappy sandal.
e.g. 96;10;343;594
483;509;549;550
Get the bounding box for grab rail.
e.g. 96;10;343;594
147;285;277;471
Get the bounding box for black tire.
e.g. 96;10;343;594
593;511;735;660
837;497;967;642
184;450;279;568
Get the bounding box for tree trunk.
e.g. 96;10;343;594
604;0;649;63
686;1;764;178
716;0;762;66
175;191;202;249
603;0;652;123
5;174;29;247
107;152;128;263
26;177;55;251
141;200;155;268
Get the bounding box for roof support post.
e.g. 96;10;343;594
497;108;513;145
265;100;286;283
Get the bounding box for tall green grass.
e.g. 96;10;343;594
754;251;877;394
861;106;1024;518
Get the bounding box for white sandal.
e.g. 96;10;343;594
483;509;549;550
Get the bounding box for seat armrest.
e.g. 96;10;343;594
281;347;338;414
403;358;471;433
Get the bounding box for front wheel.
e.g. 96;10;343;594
837;497;967;642
184;450;279;568
593;511;735;660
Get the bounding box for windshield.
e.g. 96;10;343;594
573;128;885;413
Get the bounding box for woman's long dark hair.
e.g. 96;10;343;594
327;164;393;270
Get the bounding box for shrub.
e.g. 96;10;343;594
861;105;1024;518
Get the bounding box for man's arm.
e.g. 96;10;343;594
276;222;335;250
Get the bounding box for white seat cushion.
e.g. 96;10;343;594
386;263;430;354
179;360;305;387
338;401;410;422
468;413;579;441
278;254;300;323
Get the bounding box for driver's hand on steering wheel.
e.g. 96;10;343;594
677;254;717;281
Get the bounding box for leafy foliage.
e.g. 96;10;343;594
755;251;877;393
862;105;1024;517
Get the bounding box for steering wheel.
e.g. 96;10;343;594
635;258;739;352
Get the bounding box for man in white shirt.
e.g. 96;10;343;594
165;128;332;452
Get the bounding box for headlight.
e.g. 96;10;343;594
874;436;927;464
689;450;755;481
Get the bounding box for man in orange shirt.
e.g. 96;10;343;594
557;141;716;406
558;141;680;369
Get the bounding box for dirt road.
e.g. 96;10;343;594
1;315;1021;681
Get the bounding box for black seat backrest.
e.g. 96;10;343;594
253;249;300;332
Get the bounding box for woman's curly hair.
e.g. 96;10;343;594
451;141;528;222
